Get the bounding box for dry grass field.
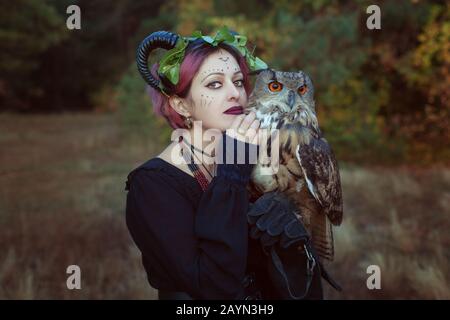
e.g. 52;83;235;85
0;113;448;299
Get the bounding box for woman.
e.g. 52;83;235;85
125;28;324;300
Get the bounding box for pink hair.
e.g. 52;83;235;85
147;42;252;129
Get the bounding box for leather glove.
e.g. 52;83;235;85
247;191;309;253
247;191;323;299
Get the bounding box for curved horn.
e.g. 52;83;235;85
136;31;179;91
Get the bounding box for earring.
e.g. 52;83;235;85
184;116;193;129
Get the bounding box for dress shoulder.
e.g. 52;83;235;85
125;157;201;202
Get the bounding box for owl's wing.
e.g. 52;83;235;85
295;137;343;225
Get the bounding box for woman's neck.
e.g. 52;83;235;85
183;127;221;168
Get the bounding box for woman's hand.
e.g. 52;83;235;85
215;111;260;169
226;111;260;145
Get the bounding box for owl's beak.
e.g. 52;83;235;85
288;90;296;109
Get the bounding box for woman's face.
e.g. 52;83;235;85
185;49;248;131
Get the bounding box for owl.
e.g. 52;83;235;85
246;69;343;262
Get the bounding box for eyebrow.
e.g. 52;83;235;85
201;70;243;83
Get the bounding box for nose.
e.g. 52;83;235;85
227;80;241;101
287;90;296;109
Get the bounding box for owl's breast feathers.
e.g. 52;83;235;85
251;113;343;225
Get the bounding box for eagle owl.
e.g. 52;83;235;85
246;69;343;262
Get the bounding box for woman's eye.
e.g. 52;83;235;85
207;79;244;89
234;79;244;87
207;81;221;89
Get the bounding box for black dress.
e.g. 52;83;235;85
125;152;277;300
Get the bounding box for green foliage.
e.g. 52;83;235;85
112;0;450;165
115;64;172;145
318;77;406;163
0;0;67;75
2;0;447;164
0;0;169;111
0;0;68;109
158;26;268;88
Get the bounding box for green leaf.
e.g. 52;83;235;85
167;65;179;84
253;57;268;70
235;45;247;57
157;38;187;85
234;35;247;46
157;26;267;85
201;36;214;44
215;26;235;43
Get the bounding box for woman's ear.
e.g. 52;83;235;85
168;95;191;118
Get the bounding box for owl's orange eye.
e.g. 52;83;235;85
298;85;308;95
268;81;283;92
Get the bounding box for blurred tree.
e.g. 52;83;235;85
0;0;170;112
1;0;447;164
34;0;170;112
395;3;450;163
116;0;449;164
116;63;172;145
361;0;448;163
0;0;67;110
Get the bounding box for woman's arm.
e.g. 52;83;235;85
126;139;257;299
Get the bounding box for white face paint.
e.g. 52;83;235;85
186;49;248;131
